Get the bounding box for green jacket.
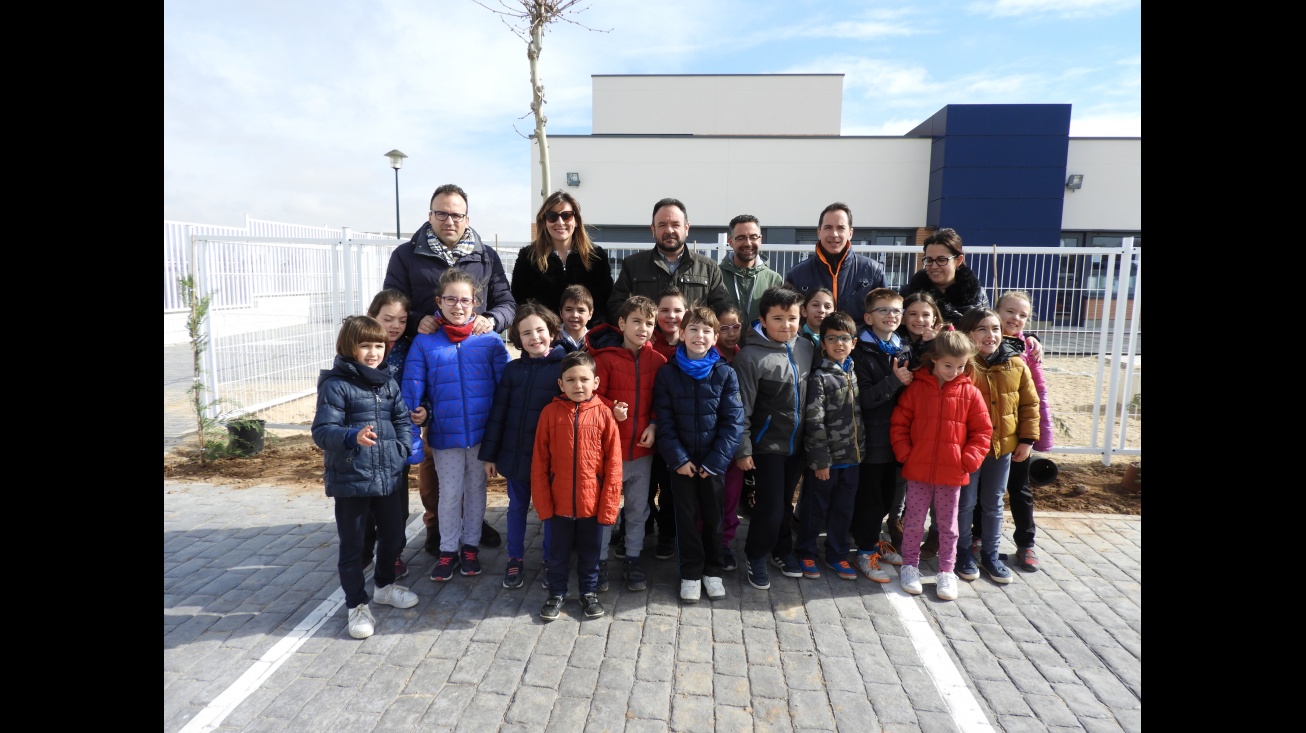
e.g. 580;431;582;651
608;245;729;320
719;255;784;326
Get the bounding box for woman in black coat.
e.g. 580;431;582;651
511;190;614;326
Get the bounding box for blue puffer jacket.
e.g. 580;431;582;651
478;345;565;482
652;350;746;477
402;329;509;457
311;357;413;498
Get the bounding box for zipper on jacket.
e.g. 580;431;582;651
785;341;800;455
572;401;581;519
456;341;470;448
630;353;641;455
846;369;862;464
374;386;384;493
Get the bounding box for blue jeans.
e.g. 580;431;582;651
957;453;1012;558
505;478;551;561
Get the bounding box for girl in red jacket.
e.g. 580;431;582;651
889;331;992;602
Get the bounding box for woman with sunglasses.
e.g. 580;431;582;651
899;228;990;326
512;191;614;327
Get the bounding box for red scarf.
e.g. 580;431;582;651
438;317;476;343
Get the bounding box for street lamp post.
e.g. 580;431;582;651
384;150;408;238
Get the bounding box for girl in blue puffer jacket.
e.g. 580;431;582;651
402;269;510;583
312;316;419;639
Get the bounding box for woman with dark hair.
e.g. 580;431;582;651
511;191;614;326
899;228;989;326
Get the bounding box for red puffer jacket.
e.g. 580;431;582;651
586;324;668;460
531;395;624;524
890;367;993;486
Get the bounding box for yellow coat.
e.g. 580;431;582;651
970;351;1040;458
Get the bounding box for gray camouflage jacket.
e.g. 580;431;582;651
804;356;865;470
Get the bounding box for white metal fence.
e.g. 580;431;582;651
174;235;1139;463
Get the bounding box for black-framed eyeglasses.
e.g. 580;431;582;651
544;210;576;223
431;211;467;222
922;255;959;267
732;234;762;244
870;307;903;316
823;335;854;344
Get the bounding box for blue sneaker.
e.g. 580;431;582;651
747;556;771;589
981;553;1013;584
956;549;980;581
825;558;858;581
771;553;803;578
798;557;821;579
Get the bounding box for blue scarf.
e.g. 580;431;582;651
675;343;720;380
861;329;902;356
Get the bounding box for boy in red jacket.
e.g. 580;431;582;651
889;331;992;602
532;351;624;621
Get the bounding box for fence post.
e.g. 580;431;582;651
1113;238;1140;461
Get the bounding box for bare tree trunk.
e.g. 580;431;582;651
528;16;550;205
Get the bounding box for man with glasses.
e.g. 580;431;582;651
384;183;516;552
784;202;886;319
719;214;784;328
608;197;730;319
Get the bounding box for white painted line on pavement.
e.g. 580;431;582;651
179;516;427;733
880;574;996;733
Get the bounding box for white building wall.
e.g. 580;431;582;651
534;136;931;230
592;74;843;136
1062;139;1142;231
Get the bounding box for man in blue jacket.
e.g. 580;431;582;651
383;183;517;551
783;202;886;320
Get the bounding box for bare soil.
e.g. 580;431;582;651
163;431;1140;515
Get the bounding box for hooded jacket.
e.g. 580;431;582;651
850;326;913;464
586;323;668;461
971;340;1040;458
732;324;817;459
311;356;413;498
890;367;992;486
804;356;865;470
383;222;517;338
784;245;886;318
900;265;989;326
478;345;565;482
402;329;510;456
1005;333;1053;452
531;394;624;524
652;351;745;476
607;244;730;321
719;254;784;325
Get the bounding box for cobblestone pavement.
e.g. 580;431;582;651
164;481;1140;733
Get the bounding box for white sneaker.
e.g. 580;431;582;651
703;576;726;600
935;571;958;601
680;579;701;603
347;604;376;639
899;565;923;595
854;551;891;583
373;583;419;609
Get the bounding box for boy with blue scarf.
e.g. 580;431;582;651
652;305;745;603
850;288;916;582
796;312;867;581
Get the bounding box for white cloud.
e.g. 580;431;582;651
969;0;1139;18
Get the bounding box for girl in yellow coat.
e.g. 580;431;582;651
954;308;1040;586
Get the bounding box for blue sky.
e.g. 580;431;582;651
163;0;1140;242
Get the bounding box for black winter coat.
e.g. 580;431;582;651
900;265;989;326
510;245;614;327
311;357;413;498
851;328;913;464
383;223;517;338
478;346;566;482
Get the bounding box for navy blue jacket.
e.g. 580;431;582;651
478;345;565;482
652;354;745;476
784;246;886;319
311;357;413;498
383;223;517;338
851;327;913;464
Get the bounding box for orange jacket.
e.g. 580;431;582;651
531;395;624;524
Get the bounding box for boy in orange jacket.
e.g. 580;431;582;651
532;351;624;621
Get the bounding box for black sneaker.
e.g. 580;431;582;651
597;561;609;592
613;541;627;560
479;521;502;548
424;528;441;555
721;546;738;572
580;593;605;618
431;552;458;582
747;556;770;590
540;595;564;621
540;562;550;590
459;545;481;576
771;553;803;578
624;557;647;591
655;537;676;560
502;558;525;589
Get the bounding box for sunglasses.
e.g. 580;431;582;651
544;211;576;223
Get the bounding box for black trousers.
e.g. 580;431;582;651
743;452;804;562
364;470;410;560
797;465;859;564
851;462;900;551
546;515;602;596
1006;456;1037;548
335;488;405;608
670;471;725;579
